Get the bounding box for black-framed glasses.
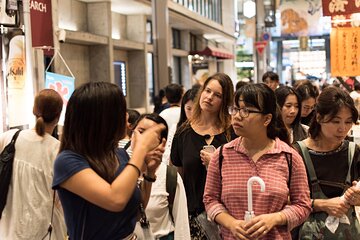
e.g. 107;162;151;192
228;106;264;118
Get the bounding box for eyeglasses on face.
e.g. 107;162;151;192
228;106;264;118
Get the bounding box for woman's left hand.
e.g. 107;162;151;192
243;213;278;239
344;181;360;206
145;138;166;174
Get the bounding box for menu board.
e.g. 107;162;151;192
330;27;360;76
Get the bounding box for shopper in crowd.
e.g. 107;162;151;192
154;88;169;114
204;83;311;240
235;81;249;91
275;86;308;143
294;80;319;126
163;86;199;165
160;83;184;132
127;113;190;240
0;89;67;239
262;71;280;91
294;86;360;239
118;109;140;150
171;72;235;239
52;82;165;240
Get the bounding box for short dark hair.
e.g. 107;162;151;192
235;83;289;144
355;82;360;91
262;71;279;83
165;83;183;104
294;80;319;101
235;81;249;91
134;113;168;140
127;109;140;126
177;87;198;128
309;86;359;139
60;82;126;182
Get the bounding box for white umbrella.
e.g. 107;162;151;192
245;176;265;222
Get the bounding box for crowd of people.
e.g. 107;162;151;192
1;71;360;240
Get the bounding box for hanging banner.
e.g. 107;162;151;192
322;0;360;16
30;0;53;55
45;72;74;124
330;27;360;76
279;0;323;37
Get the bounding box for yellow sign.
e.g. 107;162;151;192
331;27;360;76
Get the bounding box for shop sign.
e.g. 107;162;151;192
330;27;360;76
30;0;53;55
322;0;360;16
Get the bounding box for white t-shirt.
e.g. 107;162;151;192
160;107;181;131
0;129;67;240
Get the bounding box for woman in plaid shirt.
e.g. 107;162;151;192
204;83;311;240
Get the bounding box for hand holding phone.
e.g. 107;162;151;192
203;145;216;153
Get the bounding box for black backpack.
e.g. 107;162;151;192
0;129;21;218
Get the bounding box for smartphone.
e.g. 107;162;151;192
203;145;216;153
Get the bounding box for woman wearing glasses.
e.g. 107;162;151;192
204;83;311;240
171;73;235;239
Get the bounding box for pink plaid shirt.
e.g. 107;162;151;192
204;137;311;240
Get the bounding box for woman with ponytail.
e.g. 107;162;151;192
0;89;67;239
204;83;311;240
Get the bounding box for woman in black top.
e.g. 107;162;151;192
293;86;360;239
171;73;235;239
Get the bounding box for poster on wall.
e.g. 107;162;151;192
45;72;75;125
279;0;328;37
4;33;35;129
330;27;360;76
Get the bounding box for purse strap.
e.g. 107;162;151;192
297;140;356;198
41;191;56;240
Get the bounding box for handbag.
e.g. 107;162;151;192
195;211;222;240
0;129;21;218
296;141;360;240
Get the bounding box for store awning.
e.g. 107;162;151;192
190;46;234;59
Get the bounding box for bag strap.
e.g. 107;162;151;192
284;152;292;189
345;142;356;186
41;191;56;240
296;140;323;196
166;165;177;223
11;129;21;144
218;145;224;180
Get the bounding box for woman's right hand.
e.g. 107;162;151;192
132;123;166;152
229;219;251;240
320;197;350;217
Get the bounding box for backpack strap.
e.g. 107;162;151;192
284;152;292;189
345;142;356;186
218;145;224;180
166;165;177;223
296;140;323;197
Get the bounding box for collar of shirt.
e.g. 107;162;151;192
224;137;292;156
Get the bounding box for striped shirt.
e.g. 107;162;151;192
204;137;311;240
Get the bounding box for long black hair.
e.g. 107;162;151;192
60;82;127;182
275;86;307;143
235;83;290;145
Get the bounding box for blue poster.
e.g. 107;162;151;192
45;71;74;105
